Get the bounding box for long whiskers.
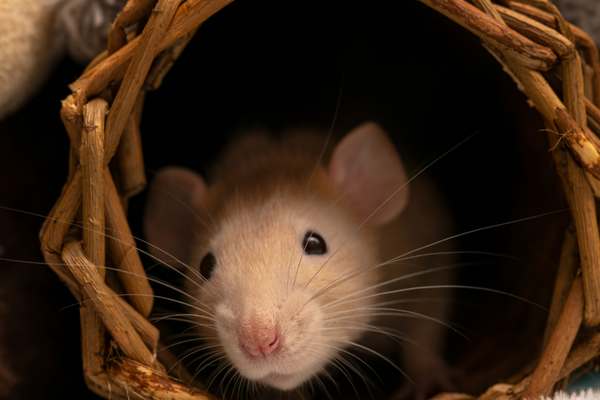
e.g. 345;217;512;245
329;284;549;314
324;307;469;340
0;205;214;291
302;131;481;290
311;209;567;307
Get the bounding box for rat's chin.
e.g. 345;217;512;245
262;372;306;391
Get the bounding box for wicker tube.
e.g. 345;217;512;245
42;0;600;398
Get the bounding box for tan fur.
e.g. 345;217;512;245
185;134;381;390
145;125;456;395
375;171;456;387
0;0;61;120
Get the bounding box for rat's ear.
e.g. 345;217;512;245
327;122;409;227
144;167;209;267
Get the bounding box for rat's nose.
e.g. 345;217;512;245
241;330;280;356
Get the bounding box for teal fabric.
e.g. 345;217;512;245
567;369;600;394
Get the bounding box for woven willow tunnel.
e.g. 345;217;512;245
40;0;600;399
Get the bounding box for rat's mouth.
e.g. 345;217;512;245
262;372;302;390
268;373;293;381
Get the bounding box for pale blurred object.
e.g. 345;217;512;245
0;0;126;121
48;0;127;63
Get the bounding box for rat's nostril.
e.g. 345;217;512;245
242;331;280;356
263;332;279;354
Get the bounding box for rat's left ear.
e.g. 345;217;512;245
144;167;209;268
327;122;409;227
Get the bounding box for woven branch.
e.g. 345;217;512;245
41;0;600;399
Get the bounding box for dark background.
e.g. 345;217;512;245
0;0;566;398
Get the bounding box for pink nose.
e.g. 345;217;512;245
242;330;280;356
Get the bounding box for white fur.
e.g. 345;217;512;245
536;389;600;400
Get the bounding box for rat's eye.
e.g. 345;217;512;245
302;232;327;255
200;253;216;279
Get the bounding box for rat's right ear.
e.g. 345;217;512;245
327;122;409;227
143;167;209;268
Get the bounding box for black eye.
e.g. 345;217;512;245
200;253;216;279
302;232;327;255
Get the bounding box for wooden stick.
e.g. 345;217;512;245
80;302;107;381
108;0;159;55
508;0;574;42
117;92;147;199
40;172;82;268
62;238;159;369
80;98;110;390
144;26;200;91
60;105;83;182
558;327;600;380
430;394;474;400
553;109;600;180
521;275;584;400
507;1;600;106
104;168;154;317
415;0;556;71
585;97;600;128
104;284;160;351
476;384;513;400
104;0;182;166
566;155;600;327
81;98;108;278
64;0;249;118
107;358;213;400
464;0;600;328
495;5;575;60
84;372;129;400
542;223;578;348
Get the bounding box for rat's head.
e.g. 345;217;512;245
144;122;409;391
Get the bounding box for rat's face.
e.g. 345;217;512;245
144;123;409;392
185;190;380;391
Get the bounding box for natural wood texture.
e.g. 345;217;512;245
42;0;600;398
104;168;154;317
521;275;584;400
40;173;82;291
476;384;513;400
62;238;161;370
144;26;200;91
104;0;182;166
81;98;108;278
80;303;107;384
104;283;160;350
430;393;475;400
542;224;579;348
495;5;575;60
416;0;556;71
65;0;233;120
80;98;109;390
117;92;147;199
586;97;600;133
507;1;600;106
43;0;235;398
463;0;600;328
414;1;600;400
108;0;159;55
558;327;600;380
108;358;214;400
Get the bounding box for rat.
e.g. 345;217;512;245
143;121;456;399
